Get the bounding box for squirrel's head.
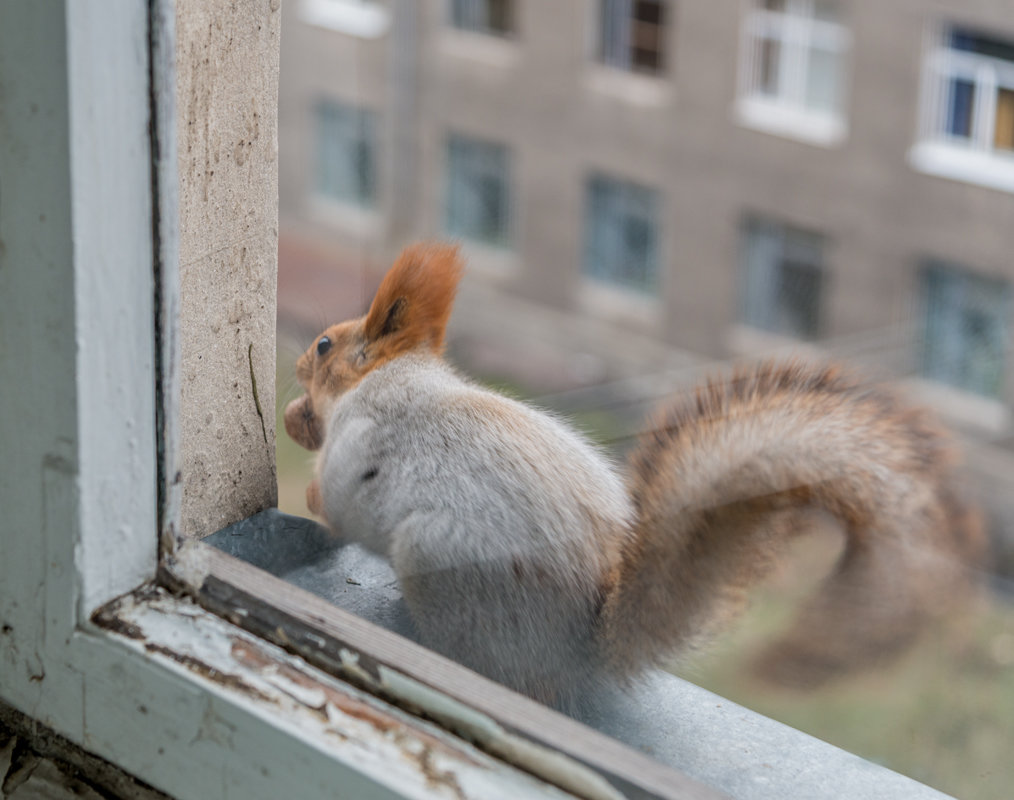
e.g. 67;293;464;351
284;241;464;451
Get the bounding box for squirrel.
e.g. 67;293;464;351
283;242;985;707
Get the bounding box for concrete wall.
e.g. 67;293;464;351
177;0;281;538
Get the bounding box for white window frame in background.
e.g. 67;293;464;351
910;24;1014;194
734;0;850;147
299;0;390;38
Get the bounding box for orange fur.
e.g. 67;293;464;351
364;242;463;358
283;242;466;454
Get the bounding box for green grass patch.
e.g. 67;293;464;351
674;548;1014;800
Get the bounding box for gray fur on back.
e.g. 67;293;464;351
319;354;635;703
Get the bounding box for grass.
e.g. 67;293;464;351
676;577;1014;799
274;346;1014;799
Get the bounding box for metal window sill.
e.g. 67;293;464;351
202;509;955;800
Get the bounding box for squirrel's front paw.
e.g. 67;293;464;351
284;393;324;451
306;478;323;517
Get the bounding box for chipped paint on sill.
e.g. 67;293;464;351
377;668;626;800
90;587;579;800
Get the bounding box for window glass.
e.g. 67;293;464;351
805;46;839;113
451;0;513;36
995;87;1014;150
922;263;1010;398
741;216;825;340
598;0;667;75
314;99;376;207
275;4;1014;797
951;28;1014;62
946;79;975;139
583;173;659;293
758;37;782;96
445;134;512;247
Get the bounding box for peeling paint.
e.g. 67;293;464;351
95;591;579;798
164;539;214;586
264;670;328;711
229;639;478;760
90;607;145;641
142;643;276;705
338;648;379;687
377;668;625;800
161;548;640;798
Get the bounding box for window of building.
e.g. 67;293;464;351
445;133;513;247
911;26;1014;192
740;215;826;340
597;0;668;76
583;173;660;293
736;0;850;146
921;261;1009;399
451;0;514;36
314;99;377;208
299;0;390;38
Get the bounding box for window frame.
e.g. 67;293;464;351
299;0;391;38
734;0;850;147
910;23;1014;193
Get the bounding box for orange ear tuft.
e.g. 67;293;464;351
364;242;464;354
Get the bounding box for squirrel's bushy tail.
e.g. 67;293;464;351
599;361;986;687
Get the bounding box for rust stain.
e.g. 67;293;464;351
232;640;395;730
229;640;482;768
407;743;467;800
91;605;145;641
144;642;275;704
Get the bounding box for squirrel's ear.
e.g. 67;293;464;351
364;242;464;353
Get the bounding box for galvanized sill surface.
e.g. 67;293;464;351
152;511;714;800
122;510;956;800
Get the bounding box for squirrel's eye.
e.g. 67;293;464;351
316;336;332;357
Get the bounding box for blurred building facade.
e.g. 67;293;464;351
278;0;1014;455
